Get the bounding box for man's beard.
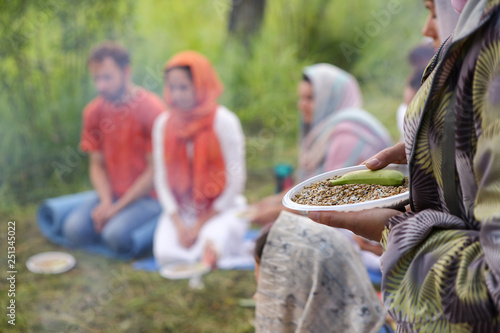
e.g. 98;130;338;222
102;81;127;103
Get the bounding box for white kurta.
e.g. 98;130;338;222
152;106;248;266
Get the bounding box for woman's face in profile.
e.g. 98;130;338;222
297;80;314;124
165;68;197;110
423;0;441;49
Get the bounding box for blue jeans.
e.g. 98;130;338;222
62;192;161;253
379;323;395;333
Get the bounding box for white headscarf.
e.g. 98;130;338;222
451;0;469;13
298;64;392;181
435;0;461;41
298;64;363;179
301;63;362;133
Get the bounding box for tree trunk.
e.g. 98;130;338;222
228;0;266;42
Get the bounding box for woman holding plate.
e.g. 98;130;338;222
309;0;500;331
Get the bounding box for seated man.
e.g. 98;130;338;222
62;41;165;255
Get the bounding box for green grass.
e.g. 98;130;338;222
0;206;256;333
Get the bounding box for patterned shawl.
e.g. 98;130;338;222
381;0;500;331
255;211;386;333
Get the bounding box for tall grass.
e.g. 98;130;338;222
0;0;136;206
0;0;426;207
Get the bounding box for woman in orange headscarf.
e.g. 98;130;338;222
152;51;248;269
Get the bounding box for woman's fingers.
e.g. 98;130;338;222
308;211;349;229
363;142;407;170
308;208;402;242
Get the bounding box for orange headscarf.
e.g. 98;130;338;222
163;51;226;214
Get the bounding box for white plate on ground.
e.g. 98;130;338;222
26;251;76;274
159;262;211;280
282;164;409;212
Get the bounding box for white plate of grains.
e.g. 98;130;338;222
26;251;76;274
282;164;409;212
159;262;211;280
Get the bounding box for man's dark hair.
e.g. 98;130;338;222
302;73;311;83
88;41;130;69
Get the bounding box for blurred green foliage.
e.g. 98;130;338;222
0;0;426;207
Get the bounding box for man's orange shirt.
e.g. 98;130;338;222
80;88;165;198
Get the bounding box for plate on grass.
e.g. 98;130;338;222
26;251;76;274
282;164;409;212
159;262;211;280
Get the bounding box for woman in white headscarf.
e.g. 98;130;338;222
250;64;392;225
297;64;393;181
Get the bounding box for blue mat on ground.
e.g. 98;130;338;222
36;191;158;260
367;266;383;286
132;229;384;279
133;228;261;271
